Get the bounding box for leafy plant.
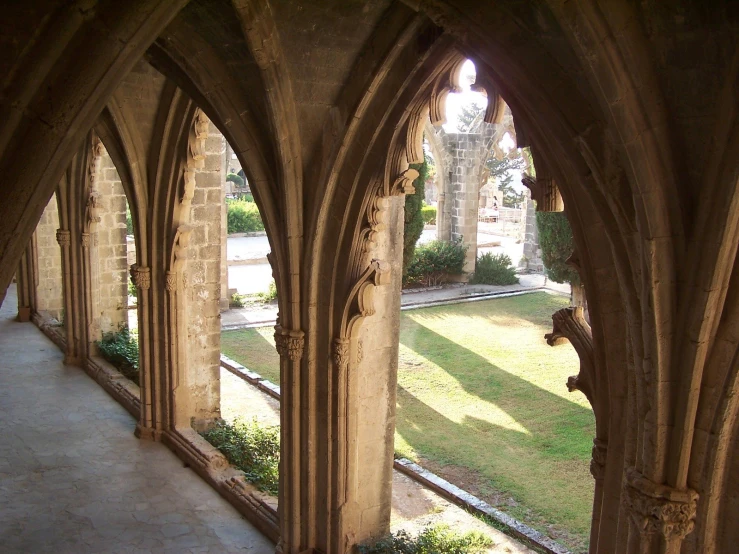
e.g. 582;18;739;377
125;205;134;236
469;252;519;285
226;198;264;233
535;212;579;286
201;418;280;496
404;238;467;287
128;276;137;298
96;326;139;384
226;173;245;189
257;280;277;303
421;205;437;225
358;525;492;554
230;292;247;308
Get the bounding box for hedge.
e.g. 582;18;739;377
421;205;437;225
227;198;264;233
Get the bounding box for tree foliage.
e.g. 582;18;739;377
536;211;580;286
403;160;428;275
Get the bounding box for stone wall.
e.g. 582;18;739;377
94;148;128;333
35;194;64;320
522;190;544;271
186;120;223;427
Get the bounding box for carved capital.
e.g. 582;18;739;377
165;271;177;292
130;265;151;290
521;174;564;212
590;439;607;480
332;338;350;370
624;468;698;542
80;232;92;248
56;229;71;247
274;329;304;361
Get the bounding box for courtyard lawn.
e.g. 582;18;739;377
221;326;281;385
220;291;594;551
396;292;594;551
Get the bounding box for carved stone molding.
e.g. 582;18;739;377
428;54;465;125
56;229;71;247
171;225;193;275
130;265;151;290
81;232;92;248
85;190;102;233
470;66;505;125
545;306;595;408
189;109;209;169
339;259;391;340
521;174;564;212
590;438;607;480
274;329;305;361
624;468;699;542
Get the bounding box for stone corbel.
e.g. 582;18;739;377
521;174;564;212
544;306;595;407
590;438;607;480
339;259;390;340
391;168;419;197
358;195;389;258
624;467;698;543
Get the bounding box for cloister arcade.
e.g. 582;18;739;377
1;2;738;553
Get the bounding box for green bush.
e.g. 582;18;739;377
257;280;277;303
469;252;519;285
358;524;492;554
227;198;264;233
405;238;467;287
230;292;247;308
226;173;245;188
201;418;280;496
536;211;580;286
96;326;139;384
421;205;437;225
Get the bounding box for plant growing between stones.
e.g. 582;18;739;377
96;326;139;384
230;292;247;308
201;418;279;496
358;524;492;554
469;253;519;286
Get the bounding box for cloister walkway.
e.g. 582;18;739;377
0;284;273;553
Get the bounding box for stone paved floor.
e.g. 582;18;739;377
0;284;274;554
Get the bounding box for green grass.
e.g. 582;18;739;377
220;292;594;551
221;327;280;385
395;292;593;551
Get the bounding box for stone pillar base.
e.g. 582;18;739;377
17;307;31;322
135;424;163;442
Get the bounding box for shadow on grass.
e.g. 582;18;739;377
396;319;595;539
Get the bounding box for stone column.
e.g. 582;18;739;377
56;228;81;364
522;190;543;271
15;236;37;322
447;132;483;273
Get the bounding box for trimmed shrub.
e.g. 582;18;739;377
358;524;492;554
470;252;519;285
96;326;139;384
536;211;580;286
403;161;428;276
227;198;264;233
201;418;280;496
405;238;467;287
226;173;245;189
421;204;437;225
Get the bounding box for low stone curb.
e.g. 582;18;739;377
227;257;269;266
220;354;281;401
227;231;268;238
220;354;570;553
393;458;571;554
